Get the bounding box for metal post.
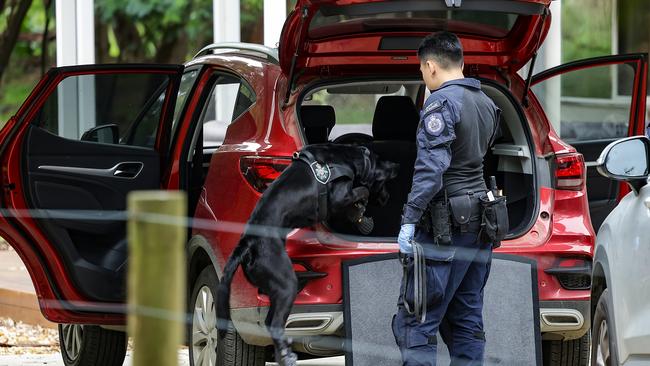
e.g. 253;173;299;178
264;0;286;47
128;191;187;366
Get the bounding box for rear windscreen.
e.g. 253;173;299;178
308;1;544;39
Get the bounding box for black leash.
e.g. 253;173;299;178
401;240;427;323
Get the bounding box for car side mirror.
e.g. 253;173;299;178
596;135;650;195
80;124;119;144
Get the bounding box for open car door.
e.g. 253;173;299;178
0;64;183;323
531;54;648;231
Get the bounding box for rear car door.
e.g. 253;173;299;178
531;54;648;231
0;65;184;320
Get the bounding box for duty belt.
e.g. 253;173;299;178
292;149;355;221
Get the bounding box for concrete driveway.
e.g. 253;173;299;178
0;349;345;366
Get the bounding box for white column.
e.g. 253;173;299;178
55;0;95;66
214;0;241;43
541;0;562;134
213;0;241;124
55;0;96;140
264;0;286;48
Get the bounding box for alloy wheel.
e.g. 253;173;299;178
192;285;219;366
61;324;83;361
596;319;610;366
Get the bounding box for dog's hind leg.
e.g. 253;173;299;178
261;256;299;366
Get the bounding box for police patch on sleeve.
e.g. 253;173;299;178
425;113;445;136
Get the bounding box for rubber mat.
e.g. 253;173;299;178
343;253;541;366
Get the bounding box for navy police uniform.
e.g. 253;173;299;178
393;78;500;366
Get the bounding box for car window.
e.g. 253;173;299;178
34;73;172;149
201;75;256;148
302;83;411;139
531;62;636;141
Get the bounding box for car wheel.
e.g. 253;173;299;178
591;289;618;366
542;333;590;366
189;266;266;366
58;324;127;366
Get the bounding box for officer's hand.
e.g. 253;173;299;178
398;224;415;254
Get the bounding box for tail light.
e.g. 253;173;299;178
292;263;309;272
240;156;291;192
555;153;585;191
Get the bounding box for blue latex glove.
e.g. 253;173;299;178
398;224;416;254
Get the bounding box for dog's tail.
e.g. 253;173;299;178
216;238;250;339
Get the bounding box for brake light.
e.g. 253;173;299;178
557;258;587;268
240;156;292;192
292;263;308;272
555;153;585;191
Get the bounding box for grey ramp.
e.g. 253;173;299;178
343;253;540;366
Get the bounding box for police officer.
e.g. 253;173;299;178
393;32;500;366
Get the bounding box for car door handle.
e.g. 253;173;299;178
112;162;143;178
39;161;144;179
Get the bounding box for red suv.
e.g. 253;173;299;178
1;1;647;365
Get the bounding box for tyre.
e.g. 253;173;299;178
591;288;618;366
58;324;127;366
189;266;266;366
542;333;590;366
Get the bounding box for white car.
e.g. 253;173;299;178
592;135;650;365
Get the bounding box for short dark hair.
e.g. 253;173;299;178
417;31;464;69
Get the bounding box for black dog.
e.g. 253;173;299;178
216;144;399;365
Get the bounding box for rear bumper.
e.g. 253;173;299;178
540;300;590;341
233;300;590;356
232;304;345;356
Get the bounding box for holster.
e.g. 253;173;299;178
430;199;452;246
417;192;452;246
478;195;509;248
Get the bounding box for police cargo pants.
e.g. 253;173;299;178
392;230;493;366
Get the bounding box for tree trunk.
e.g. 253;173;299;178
95;19;109;64
153;2;193;64
40;0;52;76
0;0;34;83
112;13;146;63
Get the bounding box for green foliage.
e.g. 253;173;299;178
561;0;613;98
94;0;213;63
561;0;613;62
0;0;50;124
0;70;40;124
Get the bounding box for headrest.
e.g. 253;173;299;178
300;105;336;130
372;96;419;141
300;105;336;143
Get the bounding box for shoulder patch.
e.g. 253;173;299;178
424;113;445;136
